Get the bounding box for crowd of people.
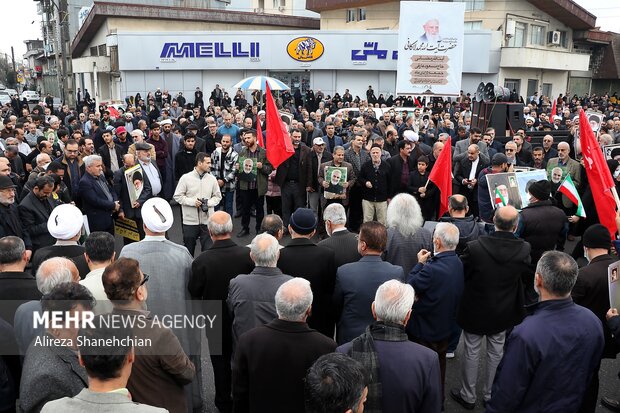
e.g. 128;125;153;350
0;84;620;413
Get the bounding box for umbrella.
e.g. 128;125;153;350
232;76;289;91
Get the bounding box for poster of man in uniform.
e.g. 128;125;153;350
324;166;348;199
396;1;465;96
239;157;257;182
124;164;144;205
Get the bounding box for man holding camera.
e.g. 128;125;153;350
173;152;222;256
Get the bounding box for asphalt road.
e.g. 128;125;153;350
113;204;620;413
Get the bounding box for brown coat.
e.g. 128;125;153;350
113;309;195;413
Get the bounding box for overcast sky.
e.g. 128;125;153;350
0;0;618;63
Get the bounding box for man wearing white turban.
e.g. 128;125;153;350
30;204;90;277
119;197;204;411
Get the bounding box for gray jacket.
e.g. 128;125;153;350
41;389;168;413
20;335;88;413
227;266;292;346
452;139;490;166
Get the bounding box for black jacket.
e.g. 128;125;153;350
175;149;198;181
275;145;312;189
358;160;391;202
112;166;153;220
572;254;620;358
232;319;336;413
304;150;332;191
387;154;416;197
18;192;55;252
518;199;567;264
458;231;531;335
97;144;126;181
0;203;31;249
189;239;254;354
317;229;361;268
277;238;337;338
0;271;41;325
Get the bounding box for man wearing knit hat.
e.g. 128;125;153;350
516;179;568;292
119;197;204;411
277;208;337;338
572;224;619;413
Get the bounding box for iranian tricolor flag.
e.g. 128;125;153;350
558;175;586;217
494;187;507;208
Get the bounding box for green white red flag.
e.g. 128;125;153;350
558;174;586;218
494;187;507;208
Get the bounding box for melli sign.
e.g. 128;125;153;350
160;42;261;60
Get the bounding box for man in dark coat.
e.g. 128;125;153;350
189;211;254;413
333;221;404;345
451;205;531;410
387;140;416;197
0;175;32;252
0;237;41;325
407;222;464;398
112;154;153;243
274;130;311;228
453;144;488;218
232;278;336;413
572;224;620;413
278;208;337;338
317;203;361;267
516;179;568;302
487;251;604;413
97;129;125;182
78;155;119;234
18;175;56;252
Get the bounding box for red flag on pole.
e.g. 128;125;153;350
256;114;264;148
265;83;294;168
550;98;557;119
414;97;422;108
579;109;618;237
428;137;453;218
107;106;120;119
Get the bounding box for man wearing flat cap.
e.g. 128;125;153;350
119;197;203;411
277;208;337;338
572;224;620;413
0;175;32;254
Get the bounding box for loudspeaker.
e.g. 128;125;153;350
475;82;485;102
472;102;525;137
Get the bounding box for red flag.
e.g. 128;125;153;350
428;137;452;218
550;98;557;118
265;83;294;168
256;115;264;148
414;97;422;108
579;109;617;237
107;106;120;119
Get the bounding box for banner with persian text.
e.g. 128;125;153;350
396;1;465;96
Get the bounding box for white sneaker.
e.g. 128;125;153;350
446;352;455;359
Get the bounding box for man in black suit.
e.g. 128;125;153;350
57;139;85;203
387;140;416;197
78;155;120;234
189;211;254;413
318;203;361;267
19;175;55;253
113;153;153;243
305;138;333;219
572;224;620;412
454;144;488;218
232;278;336;413
277;208;337;338
97;129;125;182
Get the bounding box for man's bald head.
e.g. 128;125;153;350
557;141;570;151
207;211;233;237
250;234;280;267
275;278;313;322
36;257;79;294
494;205;519;232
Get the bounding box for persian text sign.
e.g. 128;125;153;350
396;1;465;95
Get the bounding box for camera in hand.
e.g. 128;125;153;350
199;198;210;212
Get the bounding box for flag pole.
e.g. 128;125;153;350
612;186;620;210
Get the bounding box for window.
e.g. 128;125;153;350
504;79;521;95
464;21;482;30
89;46;98;57
462;0;485;11
98;44;107;56
559;31;568;48
358;8;366;21
507;22;527;47
527;79;538;98
529;25;545;46
542;83;552;98
346;9;355;23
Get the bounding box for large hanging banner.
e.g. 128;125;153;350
396;1;465;96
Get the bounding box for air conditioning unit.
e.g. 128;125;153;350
505;20;516;38
547;31;561;45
